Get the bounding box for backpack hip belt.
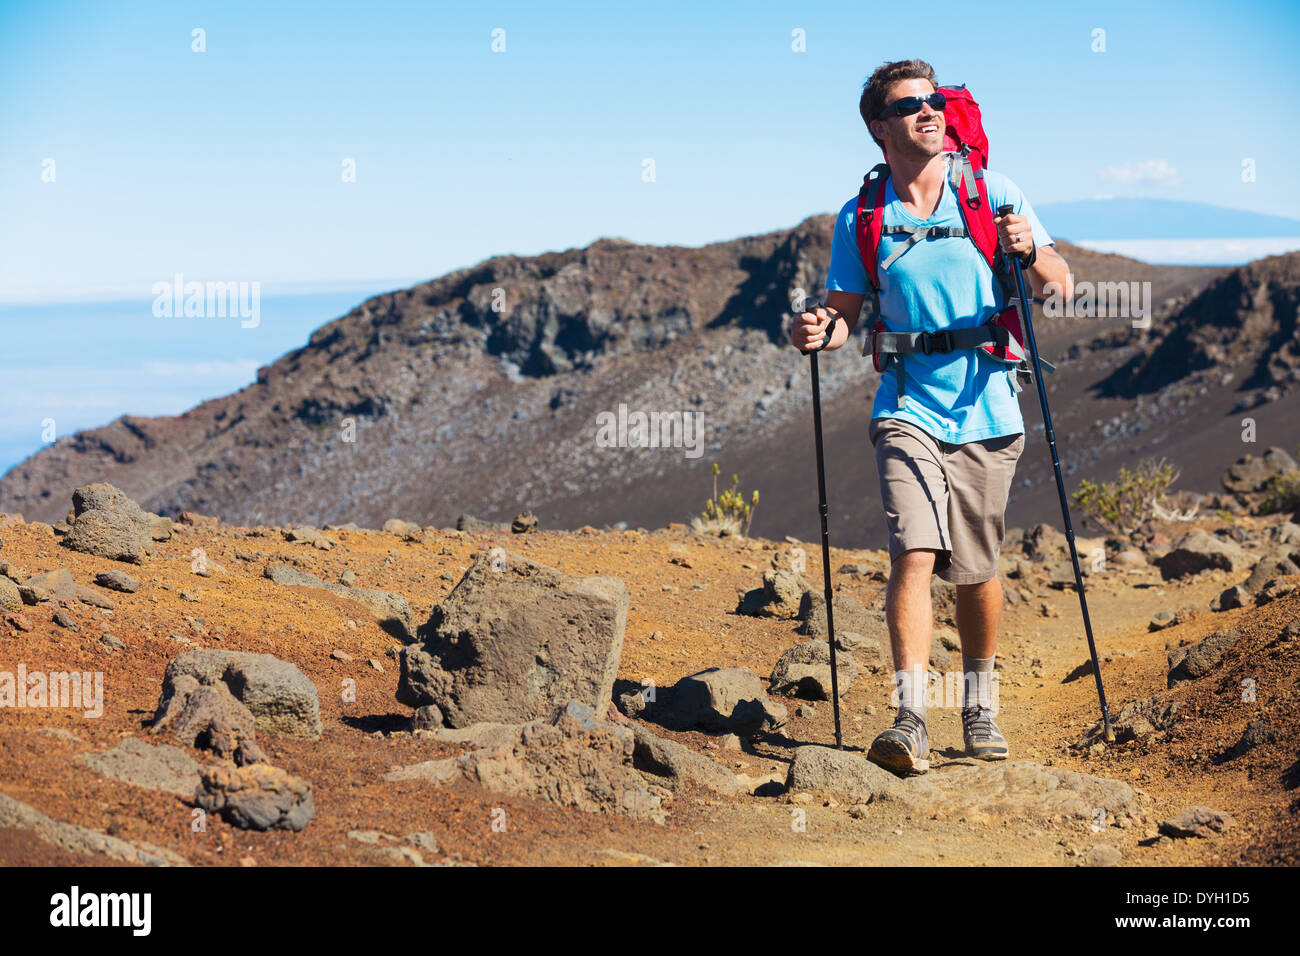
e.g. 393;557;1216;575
866;301;1056;408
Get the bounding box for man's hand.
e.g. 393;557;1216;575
790;305;837;352
993;211;1034;262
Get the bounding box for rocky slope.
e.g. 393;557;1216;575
0;221;1235;548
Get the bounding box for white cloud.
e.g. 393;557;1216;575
1096;159;1181;186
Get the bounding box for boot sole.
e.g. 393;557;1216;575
868;737;929;777
965;744;1010;760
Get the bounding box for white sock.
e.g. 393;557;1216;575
962;653;996;710
893;669;928;719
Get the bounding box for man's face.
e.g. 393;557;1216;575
873;78;945;160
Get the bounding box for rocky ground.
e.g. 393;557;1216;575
0;474;1297;867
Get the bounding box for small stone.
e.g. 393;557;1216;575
95;570;140;593
100;634;125;651
1084;844;1123;867
330;649;354;662
1159;806;1235;839
52;610;79;631
1149;609;1177;631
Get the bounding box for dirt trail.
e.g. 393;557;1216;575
0;516;1294;866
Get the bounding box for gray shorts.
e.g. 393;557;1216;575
869;417;1025;585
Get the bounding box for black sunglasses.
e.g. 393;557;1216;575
878;91;945;120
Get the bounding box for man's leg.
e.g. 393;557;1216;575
955;576;1001;660
888;549;939;670
869;549;940;775
943;433;1025;759
867;419;951;777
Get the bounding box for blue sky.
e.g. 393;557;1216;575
1;0;1299;474
3;0;1298;303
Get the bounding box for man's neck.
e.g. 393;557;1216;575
886;151;947;217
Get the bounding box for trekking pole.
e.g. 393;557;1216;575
799;295;844;749
998;205;1114;743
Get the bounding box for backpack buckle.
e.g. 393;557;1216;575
916;330;954;355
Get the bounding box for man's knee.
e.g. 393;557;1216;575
892;548;939;578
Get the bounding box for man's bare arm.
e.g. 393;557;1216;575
1026;244;1072;300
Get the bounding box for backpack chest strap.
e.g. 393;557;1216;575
878;224;970;270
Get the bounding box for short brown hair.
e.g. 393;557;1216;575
859;59;937;150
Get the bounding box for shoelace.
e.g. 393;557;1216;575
964;706;998;737
892;708;927;740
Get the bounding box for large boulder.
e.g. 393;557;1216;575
629;724;741;795
396;550;628;728
1023;523;1068;562
384;701;665;822
1243;548;1300;594
798;591;887;642
196;763;314;832
736;569;810;619
1167;628;1242;687
1159;806;1235;839
62;509;147;564
151;674;265;764
1078;693;1181;746
1155;530;1253;579
156;650;322;740
72;482;172;540
1221;447;1298;494
786;746;908;803
769;640;858;700
664;667;787;737
0;576;21;611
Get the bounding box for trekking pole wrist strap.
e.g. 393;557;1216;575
818;312;841;351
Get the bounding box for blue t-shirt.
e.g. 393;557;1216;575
826;158;1052;443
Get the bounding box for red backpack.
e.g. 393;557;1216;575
855;85;1045;402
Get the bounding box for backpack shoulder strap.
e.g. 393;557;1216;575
854;163;890;293
948;150;1014;301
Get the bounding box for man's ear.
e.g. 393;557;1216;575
868;118;886;145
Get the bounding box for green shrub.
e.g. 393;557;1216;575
691;463;759;537
1072;459;1180;535
1260;470;1300;515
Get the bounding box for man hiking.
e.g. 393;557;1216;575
790;59;1073;776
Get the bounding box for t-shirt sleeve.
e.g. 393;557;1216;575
825;196;870;294
985;171;1053;247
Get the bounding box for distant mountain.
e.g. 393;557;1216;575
1037;198;1300;240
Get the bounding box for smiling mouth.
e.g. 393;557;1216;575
917;123;940;135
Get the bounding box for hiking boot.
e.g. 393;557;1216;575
962;705;1009;760
867;707;929;777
